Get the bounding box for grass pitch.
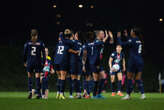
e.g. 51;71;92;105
0;92;164;110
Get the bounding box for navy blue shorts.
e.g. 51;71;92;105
69;62;76;74
110;69;122;75
99;66;105;72
70;61;83;75
54;63;68;71
127;57;144;73
26;64;42;73
77;62;83;75
89;64;100;73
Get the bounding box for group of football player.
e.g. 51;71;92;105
24;28;146;100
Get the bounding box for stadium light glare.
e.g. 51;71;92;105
159;18;163;22
53;4;57;8
78;4;83;8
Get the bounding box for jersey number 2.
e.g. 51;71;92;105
31;47;36;56
57;46;64;54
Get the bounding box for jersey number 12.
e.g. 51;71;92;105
57;46;64;54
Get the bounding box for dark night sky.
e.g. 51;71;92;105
0;0;164;66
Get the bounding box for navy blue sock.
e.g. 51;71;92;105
98;79;105;94
83;80;87;90
68;78;73;95
28;77;32;95
77;80;81;93
86;81;90;95
60;80;65;93
89;80;93;93
45;77;48;90
127;79;133;95
73;79;78;93
42;77;46;95
36;78;41;96
117;80;122;92
93;81;98;96
136;80;144;94
111;82;115;92
56;79;61;93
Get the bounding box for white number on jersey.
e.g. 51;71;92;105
57;46;64;54
31;47;36;56
91;46;94;55
138;44;142;54
78;47;82;56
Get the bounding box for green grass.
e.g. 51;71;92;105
0;92;164;110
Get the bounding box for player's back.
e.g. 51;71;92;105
69;40;80;63
54;40;70;64
85;40;104;64
128;37;142;58
24;40;45;65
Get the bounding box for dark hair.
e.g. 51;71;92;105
31;29;38;37
132;27;144;43
64;29;72;38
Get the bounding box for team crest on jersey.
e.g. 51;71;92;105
114;59;120;63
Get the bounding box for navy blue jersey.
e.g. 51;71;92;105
69;40;83;63
24;40;46;65
110;52;125;67
54;40;71;64
84;39;104;64
117;36;142;57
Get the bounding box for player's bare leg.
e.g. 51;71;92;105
122;72;133;100
27;72;33;99
117;72;124;96
136;72;146;99
110;75;116;96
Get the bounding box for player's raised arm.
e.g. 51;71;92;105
117;31;132;46
103;30;109;43
108;30;114;44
